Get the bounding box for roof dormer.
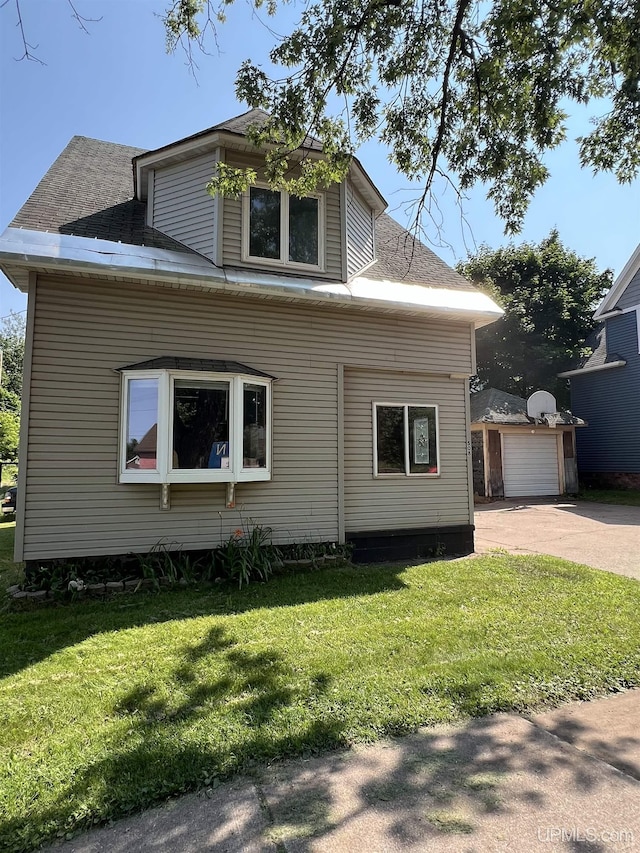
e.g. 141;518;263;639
134;109;386;281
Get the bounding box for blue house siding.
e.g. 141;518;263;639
571;311;640;474
617;267;640;310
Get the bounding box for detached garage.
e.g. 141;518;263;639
471;388;586;499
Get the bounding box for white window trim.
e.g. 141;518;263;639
372;402;440;478
241;183;325;272
119;369;272;485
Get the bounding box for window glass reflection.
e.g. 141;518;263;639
126;378;159;470
243;383;267;468
172;380;230;470
249;187;281;259
376;406;404;473
289;195;319;265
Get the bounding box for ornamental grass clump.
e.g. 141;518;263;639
218;522;279;587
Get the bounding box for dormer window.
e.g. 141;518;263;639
243;185;324;271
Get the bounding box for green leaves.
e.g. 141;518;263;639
165;0;640;231
459;231;613;403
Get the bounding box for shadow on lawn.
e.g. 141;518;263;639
1;623;346;852
36;682;640;853
0;563;409;680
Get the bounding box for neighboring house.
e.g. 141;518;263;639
0;109;502;566
470;388;585;498
559;243;640;490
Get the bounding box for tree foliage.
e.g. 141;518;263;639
458;231;612;405
0;313;25;461
164;0;640;232
0;411;20;462
0;313;25;406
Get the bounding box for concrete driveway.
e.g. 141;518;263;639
474;498;640;580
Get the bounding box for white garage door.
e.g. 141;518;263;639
502;433;560;497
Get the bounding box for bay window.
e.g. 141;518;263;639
119;361;272;484
373;403;439;477
243;184;323;270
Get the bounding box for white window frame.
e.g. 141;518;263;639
119;370;272;485
372;402;440;478
241;183;325;272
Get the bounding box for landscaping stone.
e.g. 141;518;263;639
124;579;141;591
7;584;21;594
106;581;124;592
11;590;27;600
26;590;47;601
88;583;106;595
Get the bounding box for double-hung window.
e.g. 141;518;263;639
243;184;324;270
119;360;272;484
373;403;439;476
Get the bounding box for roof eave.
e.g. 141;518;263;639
593;242;640;319
558;359;627;378
0;228;503;327
132;129;387;213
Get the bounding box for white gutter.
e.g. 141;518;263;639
558;360;626;378
0;227;503;327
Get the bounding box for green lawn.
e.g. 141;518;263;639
1;550;640;852
0;518;21;594
578;488;640;507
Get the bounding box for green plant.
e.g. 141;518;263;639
218;522;277;588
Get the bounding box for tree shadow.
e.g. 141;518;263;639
1;623;344;851
259;710;639;852
0;562;409;679
40;701;640;853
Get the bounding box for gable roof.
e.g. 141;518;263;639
471;388;533;425
557;322;627;378
470;387;585;426
1;129;503;327
594;242;640;319
7;134;476;292
134;108;324;162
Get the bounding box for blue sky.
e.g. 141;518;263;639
1;0;638;320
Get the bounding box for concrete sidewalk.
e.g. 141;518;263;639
52;690;640;852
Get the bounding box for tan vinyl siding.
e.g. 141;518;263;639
346;182;375;278
222;153;343;279
22;275;473;560
344;368;471;532
153;153;218;260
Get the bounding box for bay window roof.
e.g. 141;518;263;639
116;357;277;379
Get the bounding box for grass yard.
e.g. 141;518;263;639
1;551;640;851
578;488;640;507
0;518;21;594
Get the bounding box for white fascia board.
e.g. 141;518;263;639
594;242;640;319
329;275;504;326
558;360;626;378
0;227;503;325
0;228;221;284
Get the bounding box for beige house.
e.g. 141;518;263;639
0;109;502;565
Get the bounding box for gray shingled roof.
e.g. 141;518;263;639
564;323;626;372
10;136;191;253
8;129;473;290
470;387;584;426
134;108;324;162
470;388;533;424
369;214;476;291
117;357;276;378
